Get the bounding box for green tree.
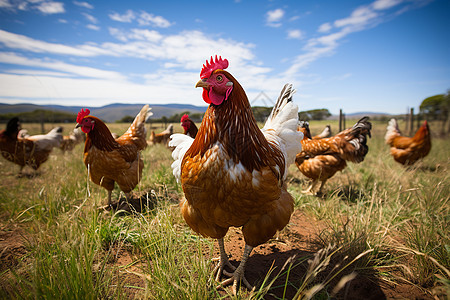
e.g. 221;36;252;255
116;115;134;123
298;109;331;121
420;94;446;121
0;109;76;123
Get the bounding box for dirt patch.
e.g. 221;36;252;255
104;246;148;298
207;209;434;299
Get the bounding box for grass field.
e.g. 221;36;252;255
0;119;448;299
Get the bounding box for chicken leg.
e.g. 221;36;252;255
212;238;236;281
216;243;253;295
316;179;327;196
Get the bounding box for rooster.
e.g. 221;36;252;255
169;56;302;294
0;118;62;175
385;118;431;165
313;125;331;139
180;114;198;138
296;117;371;195
76;105;152;207
148;124;173;146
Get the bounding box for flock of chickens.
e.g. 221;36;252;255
0;56;432;294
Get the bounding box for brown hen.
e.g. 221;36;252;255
296;117;371;195
385;118;431;165
76;105;152;207
0;117;62;175
169;56;302;294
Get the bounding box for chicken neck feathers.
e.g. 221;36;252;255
185;73;288;180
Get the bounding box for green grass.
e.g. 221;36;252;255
0;120;448;299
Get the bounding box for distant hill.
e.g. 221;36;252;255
0;103;395;123
0;103;208;122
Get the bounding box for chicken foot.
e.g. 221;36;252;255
216;243;254;295
212;238;236;281
302;179;318;195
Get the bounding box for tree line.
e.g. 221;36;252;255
0;109;76;123
3;91;448;127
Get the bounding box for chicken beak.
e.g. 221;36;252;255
195;78;209;89
75;123;81;129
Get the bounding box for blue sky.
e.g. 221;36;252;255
0;0;448;115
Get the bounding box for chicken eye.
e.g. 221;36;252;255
216;75;223;82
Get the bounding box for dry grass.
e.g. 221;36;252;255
0;119;448;299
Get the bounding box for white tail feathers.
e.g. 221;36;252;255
385;118;400;145
168;133;194;182
261;83;302;178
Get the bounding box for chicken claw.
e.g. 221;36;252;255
219;265;253;295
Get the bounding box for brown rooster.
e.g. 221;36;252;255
147;124;173;146
0;117;62;175
385;118;431;165
169;56;302;294
76;105;152;207
296;117;372;195
180;114;198;138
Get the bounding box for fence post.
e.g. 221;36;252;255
409;108;414;136
40;111;45;134
405;107;409;134
339;109;343;132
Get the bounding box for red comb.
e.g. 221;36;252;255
200;55;229;79
181;114;189;122
77;108;90;123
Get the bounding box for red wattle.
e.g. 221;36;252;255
202;89;211;104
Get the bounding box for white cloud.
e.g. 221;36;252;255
318;22;332;33
0;27;295;107
109;28;163;43
372;0;403;10
35;1;65;14
109;27;128;42
0;0;13;8
130;29;163;42
86;24;100;31
82;12;97;24
266;8;284;27
108;9;173;28
0;29;111;56
287;29;303;40
284;0;415;77
334;6;378;28
73;1;93;9
0;52;125;80
109;10;135;23
0;67;205;107
1;0;65;14
5;68;72;77
138;11;172;28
